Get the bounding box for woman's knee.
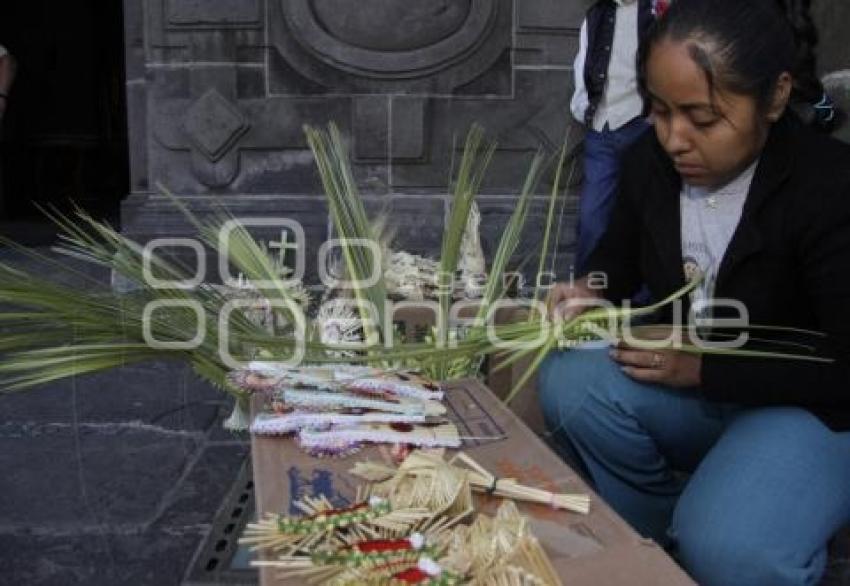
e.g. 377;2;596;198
671;408;838;586
675;523;825;586
537;348;620;432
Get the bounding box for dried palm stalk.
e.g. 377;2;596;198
449;452;589;514
352;450;589;515
240;488;432;556
442;501;561;586
352;450;475;527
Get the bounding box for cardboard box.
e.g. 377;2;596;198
483;302;548;434
391;300;548;434
487;349;546;435
250;378;695;585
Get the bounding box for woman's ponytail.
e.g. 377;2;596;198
775;0;838;131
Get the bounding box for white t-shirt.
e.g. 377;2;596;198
680;161;758;316
0;45;7;59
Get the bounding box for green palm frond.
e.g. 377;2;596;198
473;150;545;326
432;125;496;378
0;200;290;396
305;123;387;345
0;122;832;421
530;140;573;319
160;188;306;335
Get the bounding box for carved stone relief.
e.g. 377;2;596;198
268;0;510;94
124;0;586;279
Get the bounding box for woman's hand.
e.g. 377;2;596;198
609;339;702;388
546;277;602;322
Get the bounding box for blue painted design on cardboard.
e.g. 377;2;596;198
286;466;350;514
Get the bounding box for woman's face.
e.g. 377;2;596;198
645;39;774;188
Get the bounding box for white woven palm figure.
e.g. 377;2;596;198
458;201;487;298
382;202;487;301
316;300;363;347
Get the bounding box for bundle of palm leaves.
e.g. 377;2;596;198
0;124;828;429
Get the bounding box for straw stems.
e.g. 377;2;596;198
354;451;589;516
476;537;562;586
360;451;475;527
450;452;589;515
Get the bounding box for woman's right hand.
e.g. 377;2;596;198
545;277;602;323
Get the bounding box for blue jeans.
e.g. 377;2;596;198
575;118;650;274
538;348;850;586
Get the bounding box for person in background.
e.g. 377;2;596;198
542;0;850;584
570;0;669;274
0;44;16;124
0;44;14;216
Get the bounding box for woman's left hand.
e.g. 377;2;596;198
609;340;702;388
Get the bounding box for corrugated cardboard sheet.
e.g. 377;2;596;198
250;378;694;585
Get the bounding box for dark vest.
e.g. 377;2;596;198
583;0;656;126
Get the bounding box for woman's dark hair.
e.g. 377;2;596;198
773;0;839;132
638;0;796;115
774;0;823;104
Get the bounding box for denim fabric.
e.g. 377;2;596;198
575;117;650;274
538;347;850;586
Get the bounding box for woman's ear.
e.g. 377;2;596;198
766;72;793;122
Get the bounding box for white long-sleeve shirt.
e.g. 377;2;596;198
570;1;644;131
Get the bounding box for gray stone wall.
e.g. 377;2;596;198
122;0;585;283
814;1;850;145
122;1;850;286
814;1;850;78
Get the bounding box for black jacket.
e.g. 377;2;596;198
585;114;850;430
